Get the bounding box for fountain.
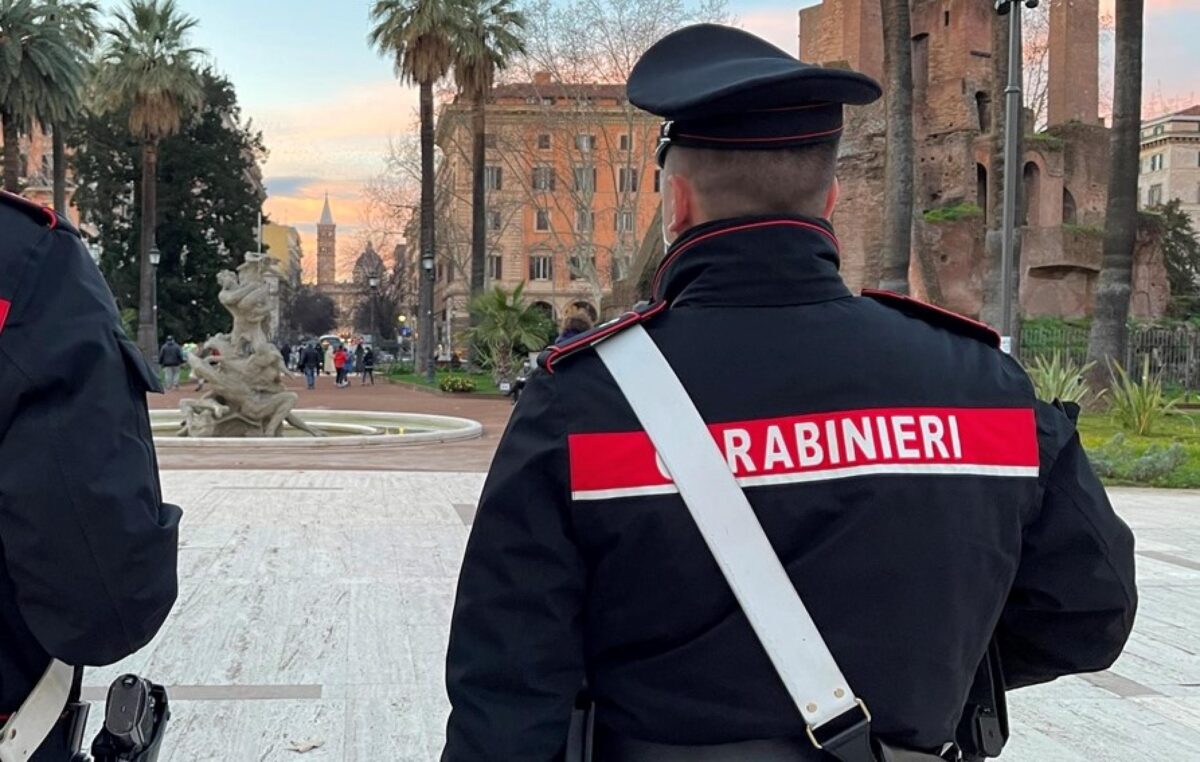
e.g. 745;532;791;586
165;252;481;447
179;253;320;437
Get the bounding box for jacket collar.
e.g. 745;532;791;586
652;215;852;308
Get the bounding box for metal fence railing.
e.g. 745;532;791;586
1019;323;1200;390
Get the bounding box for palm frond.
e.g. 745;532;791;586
93;0;206;142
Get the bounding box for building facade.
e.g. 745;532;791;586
2;126;80;222
1139;106;1200;230
261;223;304;339
425;74;660;351
794;0;1168;320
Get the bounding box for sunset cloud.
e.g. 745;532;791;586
244;0;1197;287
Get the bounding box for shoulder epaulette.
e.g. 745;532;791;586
0;191;77;236
862;289;1001;349
538;300;668;373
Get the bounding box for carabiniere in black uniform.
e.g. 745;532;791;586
0;191;180;757
443;24;1136;762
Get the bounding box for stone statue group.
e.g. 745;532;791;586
179;253;321;438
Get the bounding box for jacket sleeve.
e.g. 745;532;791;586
0;226;181;666
443;371;586;762
997;401;1137;689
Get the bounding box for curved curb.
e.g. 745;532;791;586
150;409;483;449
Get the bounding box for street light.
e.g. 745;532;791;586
994;0;1039;356
368;272;380;343
421;256;435;383
149;246;161;359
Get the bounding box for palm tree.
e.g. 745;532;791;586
369;0;462;380
1086;0;1145;391
467;283;553;382
452;0;525;306
45;0;100;212
93;0;205;360
878;0;914;294
0;0;87;193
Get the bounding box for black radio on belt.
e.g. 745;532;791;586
90;675;171;762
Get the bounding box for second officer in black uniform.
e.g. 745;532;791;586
443;24;1136;761
0;191;181;758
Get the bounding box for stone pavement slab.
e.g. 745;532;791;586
82;475;1199;760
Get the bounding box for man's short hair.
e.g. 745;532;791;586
665;141;839;219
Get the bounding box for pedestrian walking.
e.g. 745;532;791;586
158;335;184;389
300;343;322;390
354;341;365;371
333;345;348;387
441;24;1136;762
361;346;376;386
323;342;335;375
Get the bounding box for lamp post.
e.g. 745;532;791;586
994;0;1038;355
421;254;435;383
397;314;409;361
368;272;380;343
149;245;161;365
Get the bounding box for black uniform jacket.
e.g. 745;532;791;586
0;193;181;712
443;215;1137;760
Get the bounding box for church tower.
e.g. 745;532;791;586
317;193;337;286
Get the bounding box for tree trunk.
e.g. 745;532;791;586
469;90;487;299
879;0;915;294
2;110;21;193
137;140;159;362
1087;0;1145;390
418;80;438;382
52;124;67;213
467;88;487;366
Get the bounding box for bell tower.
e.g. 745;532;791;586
317;193;337;286
1048;0;1099;126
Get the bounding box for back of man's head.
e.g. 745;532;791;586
665;141;839;222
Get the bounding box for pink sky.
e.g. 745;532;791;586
246;2;1198;282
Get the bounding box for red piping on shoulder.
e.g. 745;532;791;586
861;289;1001;345
543;301;669;374
652;219;841;299
1;189;56;229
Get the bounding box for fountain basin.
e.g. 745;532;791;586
151;409;483;448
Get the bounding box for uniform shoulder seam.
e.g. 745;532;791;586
861;289;1001;348
0;190;61;230
538;301;668;373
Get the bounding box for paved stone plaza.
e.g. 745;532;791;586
81;471;1198;761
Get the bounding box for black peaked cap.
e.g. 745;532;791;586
627;24;882;166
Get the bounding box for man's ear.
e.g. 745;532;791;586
666;174;695;238
823;176;840;219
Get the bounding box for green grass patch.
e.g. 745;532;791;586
387;370;503;395
1063;223;1105;238
1078;412;1200;488
1026;132;1066;150
923;203;984;224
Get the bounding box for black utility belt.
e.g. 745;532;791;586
592;731;952;762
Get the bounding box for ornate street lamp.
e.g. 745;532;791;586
368;272;380;341
149;246;161;357
993;0;1039;355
